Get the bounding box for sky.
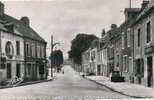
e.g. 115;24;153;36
2;0;142;59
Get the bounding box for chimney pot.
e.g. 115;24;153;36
142;0;149;10
111;24;117;30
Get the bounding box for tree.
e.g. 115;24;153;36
50;50;64;71
68;33;98;65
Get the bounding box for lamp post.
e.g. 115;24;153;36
50;35;60;77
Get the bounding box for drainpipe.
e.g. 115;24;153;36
132;26;135;80
0;31;1;69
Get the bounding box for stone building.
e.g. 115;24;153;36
132;0;154;87
0;23;25;82
89;39;99;75
0;2;47;82
120;8;140;83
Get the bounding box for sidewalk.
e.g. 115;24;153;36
0;73;58;89
86;76;154;98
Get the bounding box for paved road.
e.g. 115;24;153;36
0;65;131;99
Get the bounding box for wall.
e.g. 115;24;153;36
0;31;24;80
133;11;154;87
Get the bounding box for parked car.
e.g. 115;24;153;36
111;71;125;82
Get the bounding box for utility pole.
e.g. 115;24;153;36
50;35;60;77
51;35;53;77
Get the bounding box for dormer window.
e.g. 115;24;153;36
4;22;14;33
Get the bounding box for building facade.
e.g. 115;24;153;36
98;41;108;76
0;2;47;82
81;0;154;88
133;0;154;87
0;28;24;82
82;49;90;74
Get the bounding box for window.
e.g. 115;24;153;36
0;63;5;69
137;28;141;47
127;28;131;47
5;41;14;59
127;56;129;72
122;32;124;49
123;55;128;72
147;21;151;43
91;50;95;61
31;44;35;57
117;55;120;67
40;46;42;58
129;57;133;73
37;46;40;58
42;47;44;58
26;43;30;56
16;41;20;55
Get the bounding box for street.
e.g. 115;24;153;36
0;65;131;99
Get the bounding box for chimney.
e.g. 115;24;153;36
20;16;30;27
111;24;117;30
101;29;106;38
0;1;4;18
142;0;149;10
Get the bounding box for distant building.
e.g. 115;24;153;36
89;39;99;75
106;24;118;76
97;38;108;76
81;49;90;74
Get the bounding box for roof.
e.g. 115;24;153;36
124;8;141;13
0;14;46;43
134;1;154;25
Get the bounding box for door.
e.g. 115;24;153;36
147;56;153;87
7;63;11;79
97;65;101;75
16;64;21;78
32;64;36;80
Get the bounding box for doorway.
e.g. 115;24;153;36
147;56;153;87
97;65;101;75
16;64;21;78
7;63;11;79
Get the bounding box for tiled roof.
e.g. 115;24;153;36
0;14;46;43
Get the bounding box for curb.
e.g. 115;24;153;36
0;78;54;89
17;79;53;87
85;77;147;98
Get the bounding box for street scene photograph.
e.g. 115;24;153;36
0;0;154;99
